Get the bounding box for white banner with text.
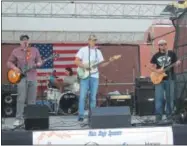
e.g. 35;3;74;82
33;126;173;145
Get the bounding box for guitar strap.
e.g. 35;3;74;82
87;46;98;63
92;48;98;74
95;48;98;62
23;49;29;74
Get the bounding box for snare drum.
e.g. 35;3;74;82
47;88;61;100
59;92;78;115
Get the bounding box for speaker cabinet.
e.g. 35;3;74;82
24;105;49;130
2;93;17;118
135;87;155;116
90;106;131;129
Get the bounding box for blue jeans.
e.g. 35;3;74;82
155;80;175;120
78;77;99;118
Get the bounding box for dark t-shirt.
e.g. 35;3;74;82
150;50;177;80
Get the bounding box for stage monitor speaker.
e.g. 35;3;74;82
135;87;155;116
24;105;49;130
90;106;131;129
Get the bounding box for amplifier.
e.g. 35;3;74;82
109;95;132;113
2;84;17;94
135;77;154;88
135;87;155;116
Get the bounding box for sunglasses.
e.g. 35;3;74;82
159;43;167;46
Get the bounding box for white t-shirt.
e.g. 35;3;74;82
75;46;104;78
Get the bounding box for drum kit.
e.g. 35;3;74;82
37;83;79;115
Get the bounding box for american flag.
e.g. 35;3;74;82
31;43;85;90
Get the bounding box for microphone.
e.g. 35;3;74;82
23;42;27;51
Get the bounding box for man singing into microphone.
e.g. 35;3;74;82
75;35;104;121
7;35;42;126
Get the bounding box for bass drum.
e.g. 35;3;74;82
59;92;78;115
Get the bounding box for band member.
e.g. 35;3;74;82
150;39;181;121
75;35;104;121
7;35;43;126
48;70;63;92
63;67;79;92
48;68;78;93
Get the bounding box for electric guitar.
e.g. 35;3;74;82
7;53;59;84
77;55;121;79
150;55;187;85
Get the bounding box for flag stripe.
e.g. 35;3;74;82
58;54;77;57
54;61;75;65
53;43;86;47
37;68;77;72
53;46;80;51
54;64;77;68
37;72;77;76
53;50;78;54
55;57;75;61
37;86;47;91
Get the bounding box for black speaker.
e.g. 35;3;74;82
24;105;49;130
90;106;131;129
2;93;17;118
135;87;155;116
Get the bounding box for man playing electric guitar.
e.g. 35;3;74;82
149;39;181;122
74;34;104;121
7;35;43;126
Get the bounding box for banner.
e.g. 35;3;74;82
33;126;173;145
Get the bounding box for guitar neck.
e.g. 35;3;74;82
164;63;176;72
164;56;187;72
23;56;56;73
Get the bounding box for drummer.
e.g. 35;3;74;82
63;67;79;93
48;68;79;93
48;70;63;92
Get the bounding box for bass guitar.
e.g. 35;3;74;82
150;55;187;85
77;55;121;79
7;53;59;84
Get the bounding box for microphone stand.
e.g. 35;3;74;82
100;73;113;106
24;43;28;109
88;46;91;126
40;77;45;105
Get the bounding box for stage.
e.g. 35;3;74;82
2;115;187;145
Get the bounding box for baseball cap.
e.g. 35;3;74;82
158;39;167;45
20;34;29;41
88;34;97;41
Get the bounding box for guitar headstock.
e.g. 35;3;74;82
109;55;121;61
43;53;60;62
53;53;60;58
179;53;187;61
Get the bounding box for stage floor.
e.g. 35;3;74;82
2;114;159;131
3;115;187;145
